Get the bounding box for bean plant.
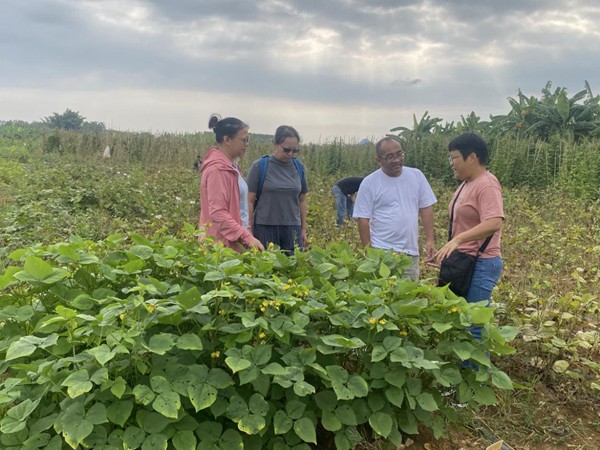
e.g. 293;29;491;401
0;231;517;449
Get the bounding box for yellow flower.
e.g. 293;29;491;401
387;279;396;286
119;313;126;321
260;307;266;312
400;331;408;337
268;242;275;250
211;351;220;359
261;300;269;307
450;307;459;313
369;317;377;325
258;331;266;339
146;304;156;313
282;284;291;290
379;319;387;325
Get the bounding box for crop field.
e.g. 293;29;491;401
0;130;599;450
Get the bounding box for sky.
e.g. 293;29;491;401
1;0;599;143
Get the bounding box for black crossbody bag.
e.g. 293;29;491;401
438;183;493;297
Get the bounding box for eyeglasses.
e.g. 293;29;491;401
380;151;405;161
281;147;300;154
237;136;250;145
448;155;461;164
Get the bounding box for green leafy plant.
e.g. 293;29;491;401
0;233;516;449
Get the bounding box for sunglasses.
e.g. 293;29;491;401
281;147;300;154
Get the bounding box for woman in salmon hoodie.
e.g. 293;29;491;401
199;114;264;251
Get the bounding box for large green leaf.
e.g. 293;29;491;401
62;370;93;398
347;375;369;398
491;370;513;390
176;333;203;350
0;415;27;434
207;369;234;389
218;428;243;450
321;335;365;349
293;381;316;397
107;400;133;427
128;245;154;259
334;405;357;426
227;395;249;422
87;344;116;366
14;255;68;283
173;430;197;450
314;390;337;412
152;391;180;419
248;393;269;416
452;341;475;360
273;411;293;435
225;356;252;374
86;402;108;425
146;333;176;355
326;365;349;383
471;307;494;324
110;376;127;398
141;433;168;450
261;362;288;376
385;386;405;408
285;400;306;420
294;418;317;444
332;381;354;400
62;419;94;449
238;414;266;435
370;345;388;362
5;337;38;361
473;384;496;405
6;398;40;421
416;392;439;412
379;262;391;278
133;385;156;405
189;383;218;412
321;409;342;432
369;412;393;437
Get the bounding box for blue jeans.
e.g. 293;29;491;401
332;185;353;226
466;256;503;341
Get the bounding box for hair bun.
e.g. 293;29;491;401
208;114;221;130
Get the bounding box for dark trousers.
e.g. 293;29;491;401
253;224;303;254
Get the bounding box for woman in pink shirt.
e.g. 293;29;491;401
435;133;504;341
199;114;264;252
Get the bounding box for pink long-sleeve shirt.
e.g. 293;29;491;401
199;147;253;251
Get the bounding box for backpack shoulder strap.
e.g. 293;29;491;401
291;158;305;184
256;155;270;202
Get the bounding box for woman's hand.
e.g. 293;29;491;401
435;239;460;263
247;237;265;251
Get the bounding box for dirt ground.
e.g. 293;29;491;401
406;379;600;450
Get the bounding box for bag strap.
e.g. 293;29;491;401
448;182;466;241
256;155;270;202
448;181;493;256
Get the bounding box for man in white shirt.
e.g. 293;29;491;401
353;137;436;280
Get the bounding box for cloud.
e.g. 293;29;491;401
1;0;599;141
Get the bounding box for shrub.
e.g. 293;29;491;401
0;233;517;449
